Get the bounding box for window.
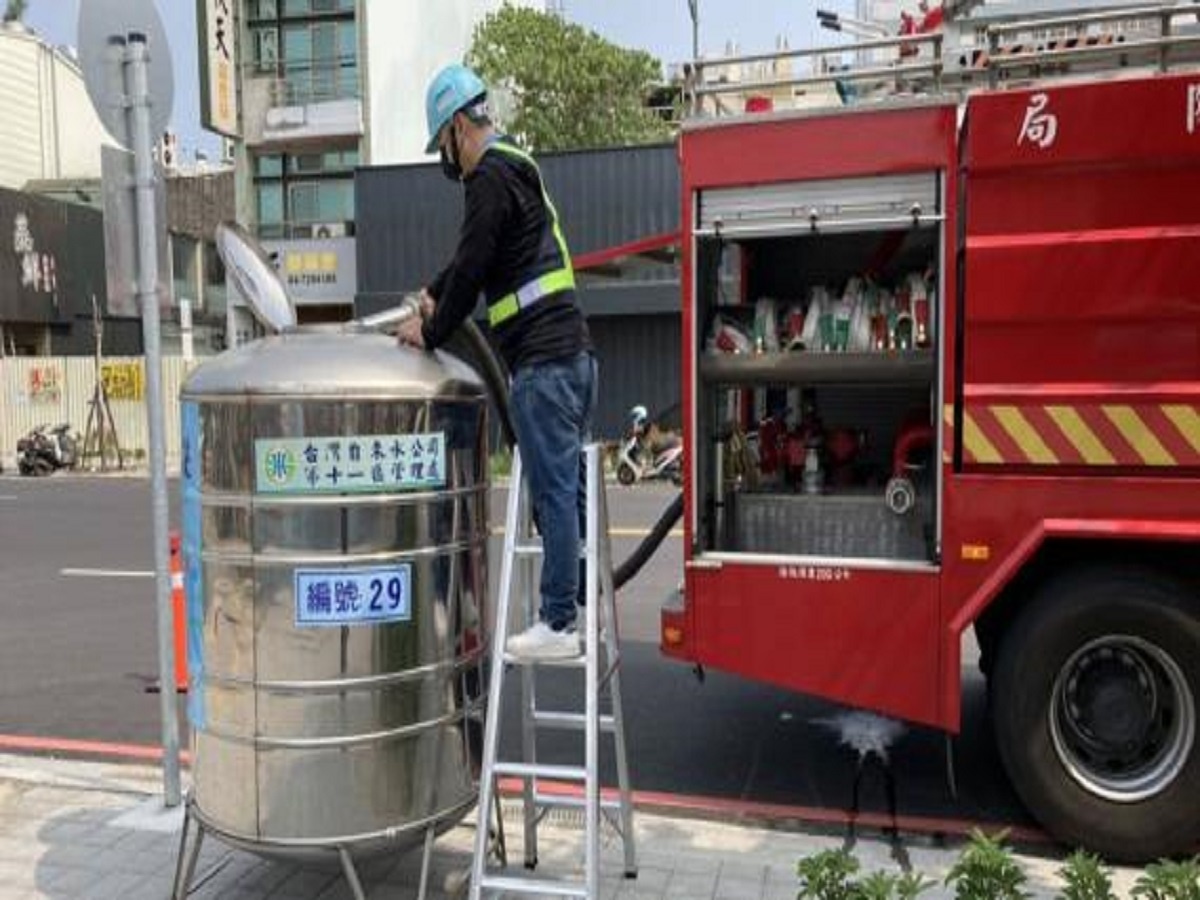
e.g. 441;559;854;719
255;154;284;177
252;27;279;71
288;180;353;225
257;183;284;235
280;19;357;102
249;0;278;19
253;149;358;237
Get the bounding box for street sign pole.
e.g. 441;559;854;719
122;31;181;808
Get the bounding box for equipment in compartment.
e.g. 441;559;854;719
885;414;935;517
706;266;936;359
727;490;931;560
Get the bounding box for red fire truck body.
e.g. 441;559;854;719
662;72;1200;859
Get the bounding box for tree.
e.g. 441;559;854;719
3;0;27;23
467;5;671;152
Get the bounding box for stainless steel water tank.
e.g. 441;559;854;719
179;326;489;859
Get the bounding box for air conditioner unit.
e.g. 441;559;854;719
312;222;347;239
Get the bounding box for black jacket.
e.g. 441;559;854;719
422;140;591;372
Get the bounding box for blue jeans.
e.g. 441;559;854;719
510;352;597;631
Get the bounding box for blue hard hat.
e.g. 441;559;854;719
425;64;487;153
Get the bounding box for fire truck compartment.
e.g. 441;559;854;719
692;206;942;565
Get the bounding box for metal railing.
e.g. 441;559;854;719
249;56;360;107
683;1;1200;119
983;2;1200;85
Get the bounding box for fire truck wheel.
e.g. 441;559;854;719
992;565;1199;862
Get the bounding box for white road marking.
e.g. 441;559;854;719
60;568;154;579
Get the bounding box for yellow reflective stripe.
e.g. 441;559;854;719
962;411;1003;464
1103;405;1175;466
488;294;520;328
1162;405;1200;455
1045;406;1115;465
490;141;575;273
488;267;576;327
992;405;1058;465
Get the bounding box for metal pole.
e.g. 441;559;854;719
688;0;699;59
123;31;181;808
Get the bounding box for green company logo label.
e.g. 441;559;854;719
262;446;297;487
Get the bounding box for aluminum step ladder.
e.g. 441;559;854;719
470;443;637;899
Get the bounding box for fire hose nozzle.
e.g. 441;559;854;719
351;295;423;332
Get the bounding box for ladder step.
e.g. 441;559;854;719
502;652;586;668
535;791;624;813
533;710;615;732
493;762;586;782
479;874;587;897
514;540;591;560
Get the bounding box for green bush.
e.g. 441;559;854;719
1059;850;1118;900
797;849;860;900
1132;858;1200;900
944;830;1030;900
796;849;933;900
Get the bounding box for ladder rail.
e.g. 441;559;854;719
597;460;638;878
583;444;601;899
468;452;525;900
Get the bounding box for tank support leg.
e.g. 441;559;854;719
338;846;367;900
417;825;436;900
170;797;205;900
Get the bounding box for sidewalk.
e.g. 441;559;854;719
0;753;1142;900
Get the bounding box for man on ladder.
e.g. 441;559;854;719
402;65;636;899
398;63;595;661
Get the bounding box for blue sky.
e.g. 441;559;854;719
24;0;850;160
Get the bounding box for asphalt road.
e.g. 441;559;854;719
0;473;1032;834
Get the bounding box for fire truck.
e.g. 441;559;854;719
658;2;1200;862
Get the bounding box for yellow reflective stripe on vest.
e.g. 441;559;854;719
485;141;576;328
488;267;576;327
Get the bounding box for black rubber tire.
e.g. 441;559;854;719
33;458;53;477
992;565;1200;862
616;463;637;486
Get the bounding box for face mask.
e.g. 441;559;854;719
439;126;463;182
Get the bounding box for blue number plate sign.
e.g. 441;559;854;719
294;564;412;628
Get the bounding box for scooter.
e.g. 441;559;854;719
17;424;79;476
616;424;683;486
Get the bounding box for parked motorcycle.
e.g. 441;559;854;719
616;405;683;486
17;424;79;476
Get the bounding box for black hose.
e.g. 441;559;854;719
614;491;683;590
455;319;517;450
452;318;682;590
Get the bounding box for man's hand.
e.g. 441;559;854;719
417;289;435;320
396;289;435;350
396;314;425;349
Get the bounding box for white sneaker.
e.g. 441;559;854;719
506;621;580;661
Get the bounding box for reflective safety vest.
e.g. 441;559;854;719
485;141;576;329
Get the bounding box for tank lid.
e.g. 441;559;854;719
181;329;485;399
216;222;298;334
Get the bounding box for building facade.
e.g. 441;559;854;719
0;21;114;191
222;0;542;344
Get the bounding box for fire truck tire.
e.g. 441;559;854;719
992;565;1199;862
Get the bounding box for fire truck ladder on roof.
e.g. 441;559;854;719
469;444;637;899
685;1;1200;116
